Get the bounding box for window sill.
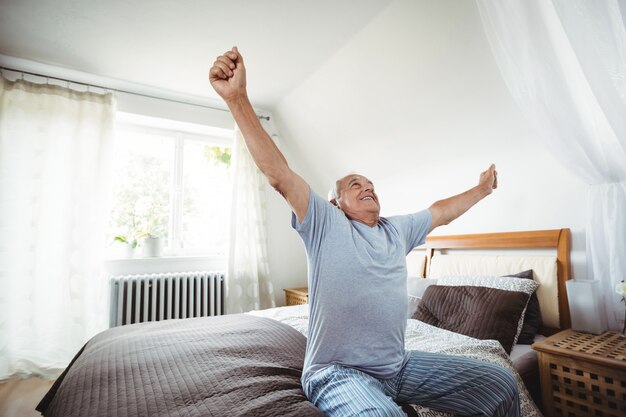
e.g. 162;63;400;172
104;254;225;263
103;255;227;276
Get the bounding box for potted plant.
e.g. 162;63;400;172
110;208;141;259
113;232;139;258
110;198;167;258
136;212;167;258
138;232;163;257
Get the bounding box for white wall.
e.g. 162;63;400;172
259;119;317;305
2;0;591;307
272;0;588;282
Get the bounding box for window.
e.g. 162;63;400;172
107;113;233;258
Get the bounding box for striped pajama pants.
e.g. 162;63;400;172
304;350;520;417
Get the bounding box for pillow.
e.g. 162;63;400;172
407;279;438;319
412;285;530;354
436;275;539;347
407;278;438;298
503;270;542;344
407;295;421;319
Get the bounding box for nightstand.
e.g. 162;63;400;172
532;329;626;417
283;287;308;306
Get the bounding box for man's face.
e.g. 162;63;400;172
334;174;380;219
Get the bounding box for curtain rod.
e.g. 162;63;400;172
0;65;270;121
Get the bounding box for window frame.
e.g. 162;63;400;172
107;112;233;260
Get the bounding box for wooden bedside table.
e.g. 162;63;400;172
532;329;626;417
283;287;308;306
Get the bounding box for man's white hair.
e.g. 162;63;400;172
327;172;356;202
327;180;340;202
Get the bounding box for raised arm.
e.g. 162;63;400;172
209;47;310;222
427;164;498;233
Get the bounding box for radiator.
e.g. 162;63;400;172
109;271;225;327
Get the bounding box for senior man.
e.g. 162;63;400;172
209;46;519;417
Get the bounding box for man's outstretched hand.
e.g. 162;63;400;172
209;46;246;103
479;164;498;195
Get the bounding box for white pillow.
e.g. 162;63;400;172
407;278;438;298
437;275;539;347
407;295;422;319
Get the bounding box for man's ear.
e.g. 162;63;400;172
330;198;339;207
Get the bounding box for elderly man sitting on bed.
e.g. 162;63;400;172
210;47;519;417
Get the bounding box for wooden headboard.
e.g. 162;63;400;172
420;229;572;332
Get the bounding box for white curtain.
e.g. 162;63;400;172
226;126;275;313
0;77;115;379
477;0;626;328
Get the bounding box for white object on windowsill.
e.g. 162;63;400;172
124;244;136;259
142;237;163;258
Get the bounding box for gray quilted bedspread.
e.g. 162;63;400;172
37;314;324;417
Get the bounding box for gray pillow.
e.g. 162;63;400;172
407;295;421;319
504;270;541;344
407;279;438;319
407;278;438;298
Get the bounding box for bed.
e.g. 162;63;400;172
36;228;571;417
406;228;572;413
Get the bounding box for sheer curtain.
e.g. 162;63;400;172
477;0;626;328
0;77;115;379
226;126;276;313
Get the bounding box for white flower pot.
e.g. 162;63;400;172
142;237;163;258
124;244;136;259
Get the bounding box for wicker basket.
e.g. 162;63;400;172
534;330;626;417
284;287;308;306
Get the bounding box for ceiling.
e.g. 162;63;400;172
0;0;393;109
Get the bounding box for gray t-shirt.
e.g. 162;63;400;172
292;189;432;385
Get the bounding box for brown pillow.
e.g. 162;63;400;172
412;285;530;354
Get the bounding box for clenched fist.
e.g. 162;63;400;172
479;164;498;195
209;46;247;103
